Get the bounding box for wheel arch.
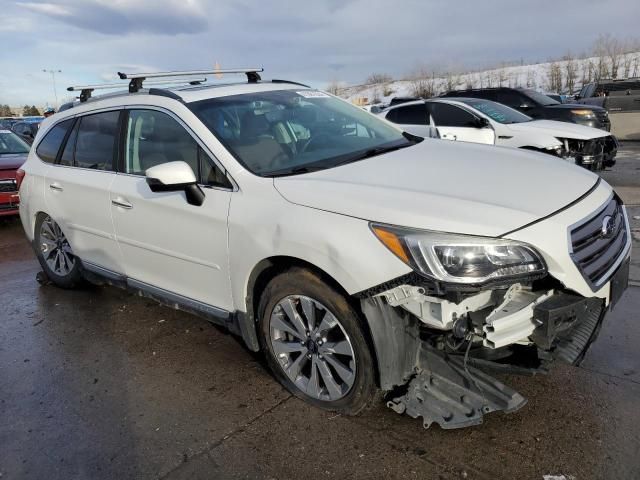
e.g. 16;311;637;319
239;255;381;386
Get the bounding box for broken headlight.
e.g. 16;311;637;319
371;224;546;284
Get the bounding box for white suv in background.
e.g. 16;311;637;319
18;70;630;429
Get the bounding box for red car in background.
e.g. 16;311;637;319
0;130;29;216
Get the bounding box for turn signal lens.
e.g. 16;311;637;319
371;225;410;264
15;168;26;191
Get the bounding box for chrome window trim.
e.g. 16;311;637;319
34;106;125;170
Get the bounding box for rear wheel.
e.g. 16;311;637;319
258;268;377;415
34;214;82;288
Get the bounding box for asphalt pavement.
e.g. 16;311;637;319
1;144;640;480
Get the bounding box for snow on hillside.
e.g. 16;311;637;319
338;52;640;105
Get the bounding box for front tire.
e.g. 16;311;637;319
34;213;82;289
258;267;377;415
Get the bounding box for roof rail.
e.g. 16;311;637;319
117;68;263;92
67;78;207;102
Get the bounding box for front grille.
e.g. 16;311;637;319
570;197;629;288
0;179;17;193
594;109;610;129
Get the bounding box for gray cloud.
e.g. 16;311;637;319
17;0;208;35
2;0;639;106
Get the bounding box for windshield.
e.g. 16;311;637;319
522;89;560;106
459;99;533;124
0;130;30;154
189;89;416;176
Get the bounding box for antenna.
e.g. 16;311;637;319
117;68;263;92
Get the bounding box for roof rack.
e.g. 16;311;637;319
67;78;208;102
117;68;263;92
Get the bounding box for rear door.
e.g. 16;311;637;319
428;102;495;144
109;107;233;311
43;110;124;273
384;104;434;137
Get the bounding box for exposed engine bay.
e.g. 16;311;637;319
359;267;628;428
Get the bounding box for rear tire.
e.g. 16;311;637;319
257;267;377;415
34;213;82;289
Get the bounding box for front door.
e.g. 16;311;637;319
109;108;233;311
428;103;495;144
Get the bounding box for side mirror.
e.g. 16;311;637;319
474;118;490;129
145;161;205;207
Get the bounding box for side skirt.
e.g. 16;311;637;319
81;261;242;336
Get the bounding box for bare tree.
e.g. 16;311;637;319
563;53;578;93
546;62;563;92
366;73;393;85
408;68;438;98
592;35;611;79
603;34;624;79
525;68;536;88
326;81;341;96
497;68;508;87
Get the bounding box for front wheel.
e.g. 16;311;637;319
34;213;82;288
258;268;378;415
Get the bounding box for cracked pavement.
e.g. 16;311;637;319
1;143;640;479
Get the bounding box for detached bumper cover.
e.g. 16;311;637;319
387;344;526;429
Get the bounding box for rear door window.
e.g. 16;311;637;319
35;119;74;163
389;104;429;125
74;111;120;170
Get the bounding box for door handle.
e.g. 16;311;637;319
49;183;63;192
111;197;133;209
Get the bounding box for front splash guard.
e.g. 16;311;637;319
387;344;527;429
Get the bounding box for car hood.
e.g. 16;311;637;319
547;103;606;112
505;119;609;140
273;139;599;237
0;153;28;171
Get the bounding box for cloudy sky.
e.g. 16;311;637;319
1;0;638;107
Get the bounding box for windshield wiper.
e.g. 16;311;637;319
268;165;328;177
334;142;413;167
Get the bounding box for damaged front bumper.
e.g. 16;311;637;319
559;135;619;170
360;258;629;429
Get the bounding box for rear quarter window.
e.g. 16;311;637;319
35;119;74;163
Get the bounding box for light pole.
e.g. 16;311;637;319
42;69;62;107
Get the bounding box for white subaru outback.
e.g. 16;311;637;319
18;69;630;429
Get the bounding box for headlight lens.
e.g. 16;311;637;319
371;224;546;284
570;109;596;119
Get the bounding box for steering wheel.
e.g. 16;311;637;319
300;132;333;154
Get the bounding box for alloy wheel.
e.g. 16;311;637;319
39;216;75;276
269;295;356;402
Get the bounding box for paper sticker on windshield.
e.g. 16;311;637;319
0;130;10;133
297;90;330;98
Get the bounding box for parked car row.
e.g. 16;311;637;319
0;129;29;216
16;69;630;430
378;96;618;170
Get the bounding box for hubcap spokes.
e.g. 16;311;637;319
270;295;356;401
40;217;75;276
